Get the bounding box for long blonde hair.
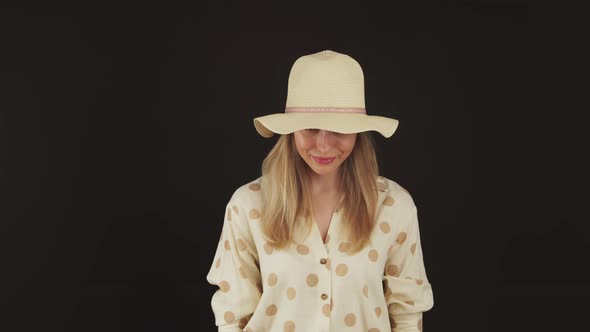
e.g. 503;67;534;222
260;132;379;254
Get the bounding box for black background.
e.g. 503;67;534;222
2;1;588;331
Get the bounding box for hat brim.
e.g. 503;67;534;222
253;113;399;138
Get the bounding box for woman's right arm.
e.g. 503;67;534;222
206;192;262;331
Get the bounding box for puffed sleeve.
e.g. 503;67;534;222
206;193;262;332
383;202;434;332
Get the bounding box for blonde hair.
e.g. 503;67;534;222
260;132;379;254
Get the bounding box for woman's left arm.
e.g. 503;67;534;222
383;202;434;332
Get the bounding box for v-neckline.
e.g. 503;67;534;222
310;194;344;247
311;211;335;250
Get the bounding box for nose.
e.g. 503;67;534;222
316;130;334;153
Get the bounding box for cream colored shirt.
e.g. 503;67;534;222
206;176;434;332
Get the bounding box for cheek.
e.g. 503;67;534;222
295;137;312;151
341;138;357;154
294;136;310;155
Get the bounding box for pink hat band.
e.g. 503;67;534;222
285;107;366;114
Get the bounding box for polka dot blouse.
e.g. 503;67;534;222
206;176;434;332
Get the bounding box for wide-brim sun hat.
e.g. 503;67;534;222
253;50;399;138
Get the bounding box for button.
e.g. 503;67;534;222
320;258;327;264
321;293;328;300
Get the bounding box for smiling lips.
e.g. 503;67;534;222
312;156;337;164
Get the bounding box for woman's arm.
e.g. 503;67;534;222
383;201;434;332
206;191;262;331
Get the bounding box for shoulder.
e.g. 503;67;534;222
228;176;264;207
377;175;417;211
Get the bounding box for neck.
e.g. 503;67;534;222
308;169;341;195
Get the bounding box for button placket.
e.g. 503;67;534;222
317;253;332;304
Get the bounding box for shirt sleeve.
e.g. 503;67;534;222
206;193;262;332
383;202;434;332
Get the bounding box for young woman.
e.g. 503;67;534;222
206;50;434;332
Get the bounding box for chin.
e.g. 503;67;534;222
310;166;337;175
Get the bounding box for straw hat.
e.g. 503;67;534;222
253;50;399;138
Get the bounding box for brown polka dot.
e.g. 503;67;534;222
237;239;247;251
344;313;356;327
368;328;380;332
224;240;231;251
396;232;407;244
239;320;248;330
387;244;394;257
249;183;261;191
383;196;395;206
256;281;263;293
268;273;278;286
379;222;391;233
306;273;318;287
325;258;331;270
335;264;348;276
416;279;424;285
362;284;368;298
219;280;230;292
386;263;399;276
265;304;278;316
296;244;309;255
374;307;382;317
284;320;295;332
417;318;423;331
390;316;397;328
232;205;239;215
404;300;415;305
215;258;221;268
226;208;232;221
384;286;392;297
368;249;379;262
224;311;234;323
325;234;330;243
411;242;417;254
264;242;274;254
287;287;296;300
322;303;331;317
249;208;261;219
239;314;252;329
338;242;351;252
377;181;387;192
239;266;248;279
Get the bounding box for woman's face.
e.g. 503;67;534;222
293;129;357;177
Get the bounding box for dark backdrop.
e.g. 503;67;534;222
2;1;587;331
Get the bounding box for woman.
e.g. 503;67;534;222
206;50;434;332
